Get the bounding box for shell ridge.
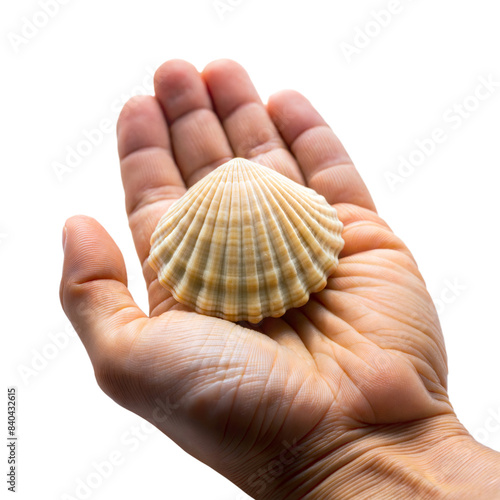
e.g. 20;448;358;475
150;167;229;284
238;166;264;322
260;174;329;273
254;168;343;302
221;165;245;319
246;166;287;319
162;166;233;306
267;174;340;243
265;174;343;271
249;169;323;308
184;166;234;311
149;168;226;266
247;166;300;316
152;167;226;244
197;166;237;315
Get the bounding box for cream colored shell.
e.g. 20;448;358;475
148;158;344;323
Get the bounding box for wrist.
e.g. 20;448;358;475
315;414;500;499
262;414;500;499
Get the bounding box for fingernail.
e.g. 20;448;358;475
62;225;67;252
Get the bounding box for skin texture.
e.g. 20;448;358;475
60;59;500;499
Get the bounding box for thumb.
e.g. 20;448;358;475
60;215;146;363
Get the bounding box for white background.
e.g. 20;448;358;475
2;0;500;499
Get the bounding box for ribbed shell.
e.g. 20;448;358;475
148;158;344;323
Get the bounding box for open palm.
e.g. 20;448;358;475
61;59;456;499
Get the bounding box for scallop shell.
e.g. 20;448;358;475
148;158;344;323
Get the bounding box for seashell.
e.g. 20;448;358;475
148;158;344;323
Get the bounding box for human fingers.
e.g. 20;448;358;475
268;89;376;210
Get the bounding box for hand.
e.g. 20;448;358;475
60;59;500;499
